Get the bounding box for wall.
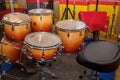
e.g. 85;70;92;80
59;0;120;37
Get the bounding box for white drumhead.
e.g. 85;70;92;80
56;20;86;30
29;9;53;15
24;32;61;48
2;12;31;24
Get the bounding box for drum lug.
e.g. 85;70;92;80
42;49;45;60
67;32;70;38
26;24;28;29
22;46;32;53
41;58;45;62
33;22;37;26
57;46;63;55
79;31;82;36
12;24;14;31
40;16;42;21
12;36;15;41
53;56;57;60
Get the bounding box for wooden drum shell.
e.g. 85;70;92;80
114;65;120;80
0;37;23;62
2;12;31;42
4;23;31;42
23;45;57;60
58;29;85;53
31;14;53;32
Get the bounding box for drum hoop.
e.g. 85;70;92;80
24;42;61;50
56;27;86;32
2;20;31;26
29;9;54;16
3;37;23;45
29;13;53;16
2;12;31;26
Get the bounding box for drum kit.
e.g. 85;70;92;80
0;4;86;80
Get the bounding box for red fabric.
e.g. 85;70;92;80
79;11;109;32
0;8;27;20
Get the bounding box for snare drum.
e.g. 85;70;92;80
29;9;53;32
56;20;86;53
23;32;61;61
0;37;23;63
2;12;31;42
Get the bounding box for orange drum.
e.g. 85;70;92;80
2;12;31;42
56;20;86;53
29;9;53;32
0;37;23;63
114;64;120;80
23;32;61;62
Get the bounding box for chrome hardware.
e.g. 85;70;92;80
40;16;42;21
12;24;14;31
79;31;82;36
67;32;70;37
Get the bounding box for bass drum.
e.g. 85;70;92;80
0;37;23;63
29;9;53;32
56;20;86;53
2;12;31;42
23;32;61;62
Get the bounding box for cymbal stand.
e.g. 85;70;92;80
61;0;74;20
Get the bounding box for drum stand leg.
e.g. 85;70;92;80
36;62;58;80
61;0;74;20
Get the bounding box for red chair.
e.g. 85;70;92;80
78;11;109;40
0;8;27;21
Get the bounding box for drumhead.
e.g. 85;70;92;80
2;12;31;25
24;32;61;49
56;20;86;31
29;9;53;15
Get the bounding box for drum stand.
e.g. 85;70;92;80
35;60;58;80
61;0;74;20
33;46;63;80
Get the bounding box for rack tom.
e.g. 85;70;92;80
0;37;23;63
2;12;31;42
56;20;86;53
29;9;53;32
23;32;61;62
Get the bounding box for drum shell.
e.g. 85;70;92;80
114;64;120;80
30;14;53;32
4;23;31;42
0;37;23;63
24;45;58;60
57;29;85;53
